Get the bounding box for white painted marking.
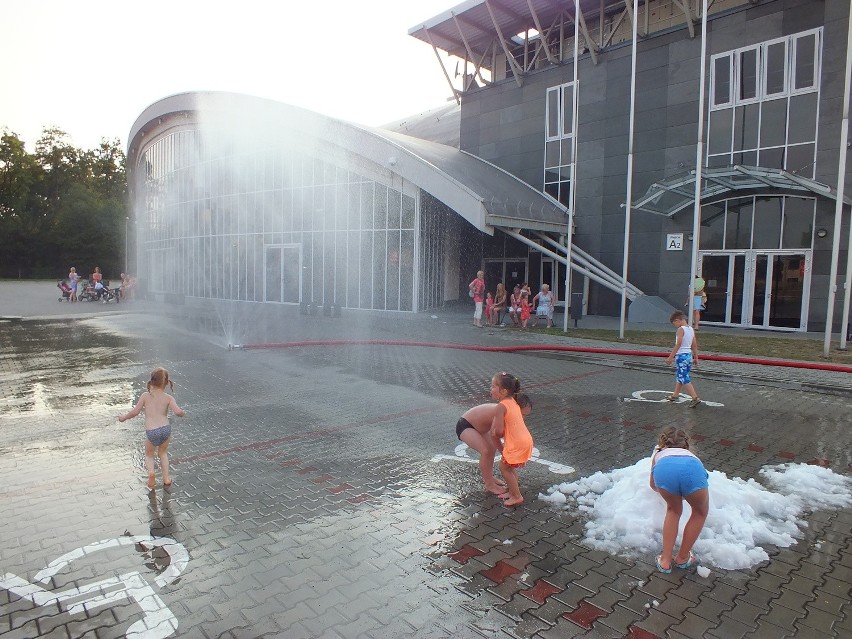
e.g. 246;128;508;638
432;443;575;475
623;390;724;407
1;535;186;639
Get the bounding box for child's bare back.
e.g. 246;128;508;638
119;388;185;429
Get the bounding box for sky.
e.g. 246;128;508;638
1;0;460;151
539;457;852;571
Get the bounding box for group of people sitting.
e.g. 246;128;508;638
485;282;556;329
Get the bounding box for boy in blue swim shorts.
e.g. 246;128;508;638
664;310;701;408
649;426;709;573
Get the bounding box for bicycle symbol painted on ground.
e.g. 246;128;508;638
431;443;575;474
623;390;724;407
1;535;188;639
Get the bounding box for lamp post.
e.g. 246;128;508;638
125;216;129;274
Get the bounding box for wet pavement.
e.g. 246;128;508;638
1;282;850;638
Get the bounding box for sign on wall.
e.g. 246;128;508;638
666;234;683;251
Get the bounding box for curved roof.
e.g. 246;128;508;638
630;165;852;217
127;92;567;234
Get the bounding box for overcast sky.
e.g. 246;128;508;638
1;0;459;151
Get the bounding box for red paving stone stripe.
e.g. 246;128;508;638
720;439;735;447
748;444;765;452
347;494;372;504
481;560;521;584
778;451;796;459
807;458;831;467
296;466;319;475
562;601;608;629
310;474;334;483
327;483;354;494
625;626;663;639
448;544;486;565
520;580;562;604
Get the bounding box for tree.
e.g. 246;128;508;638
0;127;127;279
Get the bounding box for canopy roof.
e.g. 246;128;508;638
630;165;852;217
127;92;568;234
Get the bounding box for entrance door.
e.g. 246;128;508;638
700;253;746;324
264;244;301;303
700;250;808;330
484;259;527;292
752;253;808;329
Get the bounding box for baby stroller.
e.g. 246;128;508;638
57;280;72;302
79;280;115;302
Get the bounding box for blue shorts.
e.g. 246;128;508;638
675;352;693;384
145;424;172;446
652;456;708;496
692;296;704;311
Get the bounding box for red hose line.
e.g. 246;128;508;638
235;339;852;374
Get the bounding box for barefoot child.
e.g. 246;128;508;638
118;367;186;489
484;292;495;326
649;426;709;572
489;372;533;507
456;393;532;495
664;310;701;407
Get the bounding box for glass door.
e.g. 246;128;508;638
264;244;302;303
748;251;809;330
700;253;746;325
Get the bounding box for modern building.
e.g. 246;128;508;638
128;0;852;332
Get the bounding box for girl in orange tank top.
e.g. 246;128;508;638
489;372;534;507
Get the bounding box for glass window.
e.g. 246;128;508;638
725;198;753;249
712;54;732;107
752;197;782;249
560;138;573;165
401;195;415;229
793;32;818;91
545;141;560;168
787;93;818;145
562;84;574;136
782;197;815;248
387;189;401;229
764;40;787;97
733;103;759;152
546;87;560;139
759;98;787;149
758;147;785;170
708;109;733;155
785;143;815;177
700;202;725;249
738;48;759;101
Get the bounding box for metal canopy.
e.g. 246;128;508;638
630;165;852;217
408;0;622;60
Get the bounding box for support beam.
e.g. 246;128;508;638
576;5;599;65
451;13;489;89
484;0;525;86
422;27;461;105
527;0;558;65
671;0;696;38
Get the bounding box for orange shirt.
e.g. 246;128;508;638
500;398;533;465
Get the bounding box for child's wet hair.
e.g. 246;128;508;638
669;310;687;322
147;367;175;393
493;372;521;398
658;425;690;450
516;393;532;410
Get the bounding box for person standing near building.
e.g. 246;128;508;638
664;310;701;407
687;276;706;330
469;270;486;328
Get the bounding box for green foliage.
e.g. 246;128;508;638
0;127;127;279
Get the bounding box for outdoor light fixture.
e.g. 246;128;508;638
816;228;828;238
687;233;694;241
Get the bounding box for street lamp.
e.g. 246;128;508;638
125;216;129;274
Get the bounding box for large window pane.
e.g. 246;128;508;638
545;141;560;168
785;143;815;177
787;93;818;145
546;88;560;138
733;103;759;152
765;41;787;96
759;98;787;148
725;198;753;249
700;202;725;249
738;48;758;101
782;197;815;248
752;197;782;249
561;84;573;135
709;109;733;155
794;33;817;91
713;55;732;106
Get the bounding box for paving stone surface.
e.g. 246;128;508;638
0;286;850;638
